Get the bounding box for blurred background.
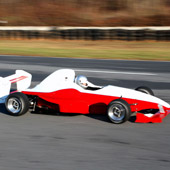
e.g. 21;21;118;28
0;0;170;26
0;0;170;60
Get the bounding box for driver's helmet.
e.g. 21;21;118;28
75;75;88;89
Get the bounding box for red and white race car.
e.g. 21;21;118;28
0;69;170;124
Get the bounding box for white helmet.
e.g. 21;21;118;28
75;75;88;89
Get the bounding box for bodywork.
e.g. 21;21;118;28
1;69;170;123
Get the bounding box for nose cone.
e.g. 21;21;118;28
119;87;170;108
135;91;170;108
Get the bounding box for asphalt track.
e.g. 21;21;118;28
0;55;170;170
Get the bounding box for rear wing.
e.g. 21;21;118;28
0;70;32;103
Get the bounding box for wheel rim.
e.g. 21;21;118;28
7;97;22;114
108;104;126;122
139;89;149;94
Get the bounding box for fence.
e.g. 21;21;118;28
0;27;170;40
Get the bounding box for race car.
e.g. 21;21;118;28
0;69;170;124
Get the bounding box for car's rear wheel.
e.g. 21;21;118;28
107;99;131;124
135;86;154;96
5;92;30;116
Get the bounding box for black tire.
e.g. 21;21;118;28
107;99;131;124
5;92;30;116
135;86;154;96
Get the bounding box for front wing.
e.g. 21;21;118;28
135;107;170;123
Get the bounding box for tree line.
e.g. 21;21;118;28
0;0;170;26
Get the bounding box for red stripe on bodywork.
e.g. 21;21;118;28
22;88;161;114
10;76;27;83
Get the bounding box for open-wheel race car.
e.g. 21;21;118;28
0;69;170;124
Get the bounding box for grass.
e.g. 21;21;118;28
0;40;170;60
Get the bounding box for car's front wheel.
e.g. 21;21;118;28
107;99;131;124
5;92;30;116
135;86;154;96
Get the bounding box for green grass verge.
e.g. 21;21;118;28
0;40;170;60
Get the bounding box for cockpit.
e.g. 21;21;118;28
75;75;102;90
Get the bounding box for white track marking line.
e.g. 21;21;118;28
75;69;157;76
